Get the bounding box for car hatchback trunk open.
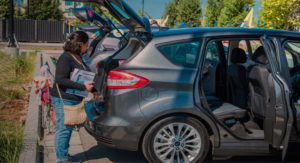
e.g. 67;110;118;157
70;0;153;97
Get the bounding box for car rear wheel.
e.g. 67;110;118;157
142;116;209;163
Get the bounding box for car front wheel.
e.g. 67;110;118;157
142;116;209;163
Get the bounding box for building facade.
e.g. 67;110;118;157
59;0;84;19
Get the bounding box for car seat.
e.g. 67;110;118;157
248;46;276;118
227;48;249;109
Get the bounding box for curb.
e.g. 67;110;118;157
18;52;42;163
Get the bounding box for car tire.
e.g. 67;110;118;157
142;116;210;163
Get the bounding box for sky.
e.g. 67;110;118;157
125;0;261;19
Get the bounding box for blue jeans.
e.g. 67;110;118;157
51;96;81;163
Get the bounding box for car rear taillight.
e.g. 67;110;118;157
107;70;149;89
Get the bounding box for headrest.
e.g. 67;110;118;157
251;46;268;64
231;48;247;64
174;47;186;63
176;47;186;54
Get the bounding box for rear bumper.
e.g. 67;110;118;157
84;115;144;151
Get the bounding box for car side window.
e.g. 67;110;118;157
285;50;294;68
238;40;248;54
250;40;263;54
284;41;300;68
206;42;220;63
157;41;201;67
222;41;229;56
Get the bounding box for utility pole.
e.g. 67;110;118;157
5;0;19;56
142;0;144;16
27;0;30;17
8;0;16;47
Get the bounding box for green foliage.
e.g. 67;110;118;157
0;0;25;19
0;121;23;163
9;89;24;100
137;9;144;17
0;0;61;20
14;6;26;19
217;0;255;27
14;55;35;81
259;0;300;30
0;0;8;18
163;0;178;27
175;0;202;27
0;52;35;102
0;88;24;101
204;0;224;27
27;0;63;20
163;0;202;27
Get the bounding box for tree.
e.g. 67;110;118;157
15;6;26;19
204;0;224;27
0;0;25;19
51;0;63;20
163;0;178;27
137;9;144;17
163;0;202;27
27;0;63;20
0;0;9;18
218;0;255;27
175;0;202;27
260;0;300;30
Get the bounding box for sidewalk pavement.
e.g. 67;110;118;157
41;52;147;163
42;52;88;163
43;131;87;163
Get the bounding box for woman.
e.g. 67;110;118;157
50;31;93;163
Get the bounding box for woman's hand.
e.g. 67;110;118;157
84;81;94;92
94;93;104;102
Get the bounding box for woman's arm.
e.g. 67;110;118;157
55;55;86;91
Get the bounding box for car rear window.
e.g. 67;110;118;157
157;41;201;67
110;2;130;20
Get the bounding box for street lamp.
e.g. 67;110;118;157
27;0;30;17
4;0;19;56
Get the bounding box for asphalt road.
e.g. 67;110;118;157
78;128;300;163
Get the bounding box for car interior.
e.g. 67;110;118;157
201;39;291;139
94;33;147;93
284;41;300;132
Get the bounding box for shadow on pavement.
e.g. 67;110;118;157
76;128;300;163
73;144;300;163
73;145;147;163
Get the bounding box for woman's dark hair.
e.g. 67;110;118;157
63;31;89;55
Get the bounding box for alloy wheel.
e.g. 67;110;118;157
153;123;202;163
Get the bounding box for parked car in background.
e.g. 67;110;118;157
71;0;300;163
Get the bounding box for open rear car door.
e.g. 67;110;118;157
67;0;152;93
